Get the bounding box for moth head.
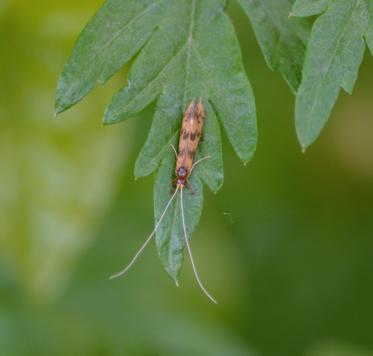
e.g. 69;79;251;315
177;166;188;178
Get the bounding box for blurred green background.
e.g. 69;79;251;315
1;1;373;355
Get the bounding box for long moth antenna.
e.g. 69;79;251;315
190;155;211;174
180;187;218;304
170;143;178;158
110;186;180;279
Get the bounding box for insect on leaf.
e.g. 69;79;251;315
293;0;369;150
237;0;311;93
55;0;257;283
154;155;203;283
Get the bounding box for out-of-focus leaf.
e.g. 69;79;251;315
0;10;130;301
293;0;369;149
237;0;311;92
305;341;373;356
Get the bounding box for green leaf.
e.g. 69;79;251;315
237;0;311;92
294;0;369;150
56;0;256;281
55;0;164;114
291;0;329;17
154;156;203;282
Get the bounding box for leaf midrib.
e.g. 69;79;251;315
182;0;197;107
131;0;201;181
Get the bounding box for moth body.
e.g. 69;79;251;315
175;98;205;187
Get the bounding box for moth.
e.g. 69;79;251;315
174;98;204;187
111;98;216;303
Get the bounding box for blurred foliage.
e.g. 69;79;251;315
0;0;130;301
305;341;373;356
1;1;373;356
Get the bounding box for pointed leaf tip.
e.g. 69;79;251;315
295;0;367;148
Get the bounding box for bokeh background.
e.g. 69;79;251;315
1;1;373;355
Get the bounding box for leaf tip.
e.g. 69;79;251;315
54;77;75;116
213;180;224;194
297;131;313;153
54;102;65;116
296;132;310;153
103;103;126;126
102;107;116;125
101;120;111;127
296;121;317;153
242;150;256;166
168;271;180;287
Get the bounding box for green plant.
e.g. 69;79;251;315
55;0;372;284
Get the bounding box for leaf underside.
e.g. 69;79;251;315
237;0;311;93
293;0;370;149
56;0;257;282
